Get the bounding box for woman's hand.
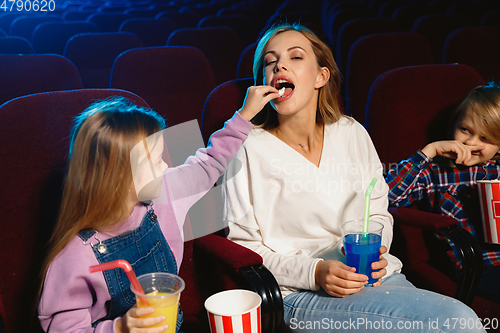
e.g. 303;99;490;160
370;245;388;287
238;85;280;121
115;305;168;333
421;140;484;166
315;260;368;297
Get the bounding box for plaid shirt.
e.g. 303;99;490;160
386;150;500;268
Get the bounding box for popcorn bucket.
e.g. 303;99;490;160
477;180;500;244
205;289;261;333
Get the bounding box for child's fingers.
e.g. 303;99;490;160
453;144;471;164
128;307;167;327
130;307;155;317
139;316;167;329
466;144;485;151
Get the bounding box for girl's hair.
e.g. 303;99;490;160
450;81;500;146
251;23;343;129
37;96;165;304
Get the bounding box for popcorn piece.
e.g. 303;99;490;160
279;87;285;97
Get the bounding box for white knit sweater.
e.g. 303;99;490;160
222;117;402;297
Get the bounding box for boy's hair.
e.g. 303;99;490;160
251;23;344;129
37;96;165;306
451;81;500;146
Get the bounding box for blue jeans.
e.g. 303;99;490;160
284;273;485;332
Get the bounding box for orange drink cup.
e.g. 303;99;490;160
131;272;185;330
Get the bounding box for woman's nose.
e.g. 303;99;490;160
274;60;287;73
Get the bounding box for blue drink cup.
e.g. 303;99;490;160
340;220;383;285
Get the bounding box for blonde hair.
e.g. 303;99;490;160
37;97;165;305
451;81;500;146
251;23;343;129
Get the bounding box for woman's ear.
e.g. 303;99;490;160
315;67;330;89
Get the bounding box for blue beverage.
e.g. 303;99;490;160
343;233;381;284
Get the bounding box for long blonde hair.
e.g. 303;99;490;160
251;23;343;129
451;81;500;146
37;97;165;304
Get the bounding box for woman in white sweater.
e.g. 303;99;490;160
222;24;485;332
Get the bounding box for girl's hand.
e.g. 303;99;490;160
115;305;168;333
238;85;280;121
421;140;484;165
315;260;368;297
370;245;388;287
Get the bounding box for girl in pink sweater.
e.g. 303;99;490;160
37;91;277;333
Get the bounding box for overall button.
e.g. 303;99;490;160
97;243;107;254
149;212;157;221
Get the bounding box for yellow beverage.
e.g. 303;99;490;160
137;292;179;330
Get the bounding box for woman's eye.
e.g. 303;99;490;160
265;60;276;66
461;127;469;133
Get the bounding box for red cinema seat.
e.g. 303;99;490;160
344;32;433;124
167;27;243;85
0;54;82;106
64;32;143;88
111;46;216;127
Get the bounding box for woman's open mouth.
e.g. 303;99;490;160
273;77;295;100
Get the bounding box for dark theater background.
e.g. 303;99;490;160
1;0;500;332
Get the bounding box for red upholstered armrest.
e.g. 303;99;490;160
193;234;262;272
389;207;458;231
389;206;482;306
193;234;283;333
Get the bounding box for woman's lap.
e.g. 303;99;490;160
283;273;485;332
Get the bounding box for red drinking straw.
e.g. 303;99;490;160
89;259;149;306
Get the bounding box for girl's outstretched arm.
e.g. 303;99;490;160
161;86;279;220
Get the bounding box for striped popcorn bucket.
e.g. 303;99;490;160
205;289;262;333
477;180;500;244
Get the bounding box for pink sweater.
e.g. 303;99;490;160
38;112;253;332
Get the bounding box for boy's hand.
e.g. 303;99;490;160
421;140;484;165
116;305;168;333
238;85;280;121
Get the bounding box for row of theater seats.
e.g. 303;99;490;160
0;0;311;52
322;0;500;46
1;64;499;333
2;0;498;128
0;11;262;50
0;40;256;127
1;22;499;128
1;0;500;331
319;0;500;125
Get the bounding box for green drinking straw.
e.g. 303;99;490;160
363;178;378;234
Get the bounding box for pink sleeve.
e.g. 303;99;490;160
38;237;116;333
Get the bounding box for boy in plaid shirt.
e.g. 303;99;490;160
386;81;500;304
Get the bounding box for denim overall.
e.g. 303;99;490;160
78;204;183;331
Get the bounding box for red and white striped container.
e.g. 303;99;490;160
477;180;500;244
205;289;261;333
